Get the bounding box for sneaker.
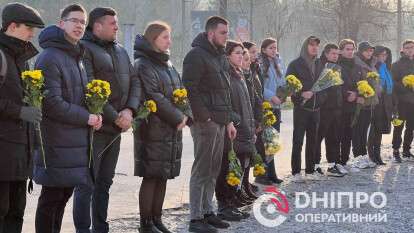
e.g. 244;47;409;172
217;208;243;222
305;172;324;181
345;164;361;173
402;151;414;161
327;165;345;177
335;164;349;174
232;208;250;219
204;213;230;229
352;156;369;169
365;156;377;168
315;167;324;175
394;154;402;163
290;173;305;183
189;219;218;233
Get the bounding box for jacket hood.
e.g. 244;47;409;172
39;25;83;58
300;36;319;74
191;32;225;56
133;34;169;65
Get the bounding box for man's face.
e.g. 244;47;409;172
361;48;374;60
341;44;355;59
209;23;229;48
402;43;414;58
59;11;87;42
95;15;118;41
376;51;388;63
307;41;319;57
326;48;339;63
9;23;36;42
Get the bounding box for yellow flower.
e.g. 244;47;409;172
253;164;266;177
357;80;375;98
366;72;380;81
262;101;272;111
402;75;414;90
392;118;404;127
263;110;277;126
286;74;303;91
145;100;157;113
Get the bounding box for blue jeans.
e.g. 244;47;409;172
73;133;121;233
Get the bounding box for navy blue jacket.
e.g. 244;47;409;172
33;25;92;187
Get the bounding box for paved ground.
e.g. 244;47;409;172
23;109;409;232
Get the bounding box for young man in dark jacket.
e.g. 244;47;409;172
0;3;44;233
33;4;102;233
286;36;326;182
73;7;141;233
183;16;237;232
391;40;414;162
315;43;345;177
336;39;364;174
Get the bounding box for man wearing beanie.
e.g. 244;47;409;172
0;3;44;233
73;7;141;233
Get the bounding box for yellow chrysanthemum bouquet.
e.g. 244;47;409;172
21;70;47;168
261;101;282;159
277;74;303;101
351;80;376;127
132;100;157;132
402;74;414;91
226;141;242;187
302;63;343;105
252;149;266;177
172;88;190;111
85;79;111;167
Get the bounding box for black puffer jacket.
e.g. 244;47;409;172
133;35;192;179
286;37;326;110
229;67;255;154
0;31;38;181
392;55;414;106
182;32;237;125
33;25;91;187
81;30;141;134
319;55;342;110
243;69;263;127
338;56;364;113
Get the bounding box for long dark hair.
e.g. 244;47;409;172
260;38;282;78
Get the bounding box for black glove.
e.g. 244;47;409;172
19;106;42;123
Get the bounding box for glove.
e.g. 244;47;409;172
19;106;42;123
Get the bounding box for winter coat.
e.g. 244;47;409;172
133;35;192;179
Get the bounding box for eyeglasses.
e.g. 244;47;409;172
63;18;87;26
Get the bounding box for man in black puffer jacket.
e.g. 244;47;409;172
0;3;44;233
286;36;326;182
391;40;414;162
73;8;141;233
183;16;238;232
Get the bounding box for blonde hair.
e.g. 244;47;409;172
143;21;171;47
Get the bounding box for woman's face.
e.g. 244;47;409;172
248;45;258;61
361;48;374;60
263;42;277;58
153;30;171;52
376;51;388;63
242;52;251;70
228;46;244;68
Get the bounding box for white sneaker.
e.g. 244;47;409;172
291;174;305;183
345;164;361;173
353;156;369;169
305;173;324;181
365;155;377;168
335;164;349;174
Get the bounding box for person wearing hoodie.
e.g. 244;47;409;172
351;41;379;169
391;40;414;162
73;7;141;233
33;4;103;233
286;36;326;182
336;39;364;174
315;43;345;177
368;46;395;165
133;21;192;233
255;38;285;185
0;3;44;233
183;16;238;233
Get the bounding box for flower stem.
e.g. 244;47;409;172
89;128;94;168
35;122;47;169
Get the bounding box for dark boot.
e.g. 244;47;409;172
249;183;259;193
140;217;163;233
153;216;172;233
267;159;283;184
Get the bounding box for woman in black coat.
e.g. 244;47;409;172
368;46;395;165
133;21;192;233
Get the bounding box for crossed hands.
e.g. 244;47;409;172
115;109;134;132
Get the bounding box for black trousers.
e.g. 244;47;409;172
35;186;74;233
368;123;383;162
352;109;372;157
392;102;414;152
0;181;26;233
339;111;353;165
316;109;341;164
291;107;320;175
139;177;167;218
